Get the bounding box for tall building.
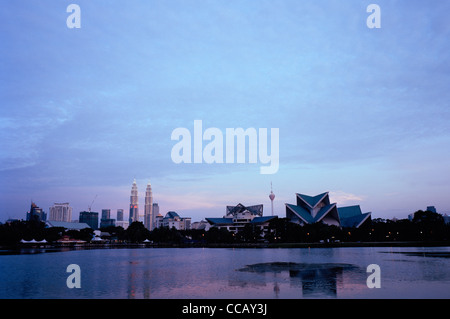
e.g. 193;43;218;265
100;218;115;229
129;179;139;224
49;203;72;222
102;209;111;220
26;202;47;222
152;203;159;229
117;209;124;221
144;182;153;231
79;211;99;230
100;209;115;229
426;206;437;213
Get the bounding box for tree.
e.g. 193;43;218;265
412;210;444;224
66;228;94;242
266;218;310;243
100;225;125;240
412;210;446;240
240;224;262;242
122;221;152;243
149;226;183;243
205;227;235;243
0;220;49;245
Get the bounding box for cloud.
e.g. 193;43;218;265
329;191;366;205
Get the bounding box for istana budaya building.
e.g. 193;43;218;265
285;192;371;228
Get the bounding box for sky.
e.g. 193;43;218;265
1;0;450;223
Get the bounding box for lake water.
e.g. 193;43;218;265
1;246;449;299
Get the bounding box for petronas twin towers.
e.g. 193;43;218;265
129;179;154;230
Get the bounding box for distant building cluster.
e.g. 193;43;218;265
20;182;450;239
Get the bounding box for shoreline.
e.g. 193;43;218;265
2;240;450;251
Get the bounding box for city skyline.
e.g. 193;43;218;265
1;1;450;222
8;178;448;225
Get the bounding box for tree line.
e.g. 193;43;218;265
1;210;449;246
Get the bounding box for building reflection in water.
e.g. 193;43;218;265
127;261;138;299
121;254;361;299
236;262;359;298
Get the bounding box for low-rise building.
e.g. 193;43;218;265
155;211;191;230
46;220;91;230
206;203;277;235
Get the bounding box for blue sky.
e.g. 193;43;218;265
1;0;450;222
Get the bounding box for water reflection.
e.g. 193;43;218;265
2;247;450;299
237;262;360;298
126;252;153;299
385;251;450;258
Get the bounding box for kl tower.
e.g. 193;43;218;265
269;182;275;216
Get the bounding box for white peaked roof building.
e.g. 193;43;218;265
285;192;371;228
206;203;277;234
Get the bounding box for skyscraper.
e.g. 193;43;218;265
49;203;72;222
144;181;153;231
116;209;124;221
26;202;46;222
152;203;159;217
116;209;128;229
101;209;111;220
129;179;139;224
100;209;115;229
79;211;99;229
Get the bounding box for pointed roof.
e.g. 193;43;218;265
314;203;339;223
286;203;315;224
287;192;370;228
337;206;371;228
286;202;338;225
205;218;234;225
165;211;180;219
337;205;362;219
226;203;263;217
251;216;278;224
46;221;91;230
296;192;329;208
